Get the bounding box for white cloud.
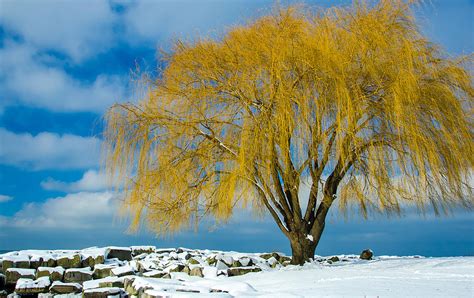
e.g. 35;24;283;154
0;128;101;170
122;1;260;45
2;191;121;229
41;170;110;192
0;195;13;203
0;0;117;62
0;42;127;113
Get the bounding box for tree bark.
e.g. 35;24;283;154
288;193;333;265
288;224;324;265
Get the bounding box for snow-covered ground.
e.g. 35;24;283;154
234;256;474;297
1;247;472;297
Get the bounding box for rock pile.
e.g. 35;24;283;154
0;246;287;297
0;247;375;297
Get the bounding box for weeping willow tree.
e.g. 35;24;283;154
105;0;473;264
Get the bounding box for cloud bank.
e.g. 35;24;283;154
0;128;101;170
0;42;127;113
1;191;120;229
0;0;117;62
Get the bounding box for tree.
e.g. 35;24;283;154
105;0;473;265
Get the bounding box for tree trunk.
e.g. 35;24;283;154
290;238;316;265
289;218;326;265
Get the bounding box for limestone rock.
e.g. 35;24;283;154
360;249;374;260
14;277;51;295
98;278;124;288
131;246;156;257
111;265;134;277
267;257;279;268
81;255;105;268
106;247;132;261
5;268;36;285
82;276;123;292
217;255;233;267
142;270;167;278
260;252;282;261
238;257;253;267
93;264;116;279
164;264;185;273
49;281;82;294
30;255;55;269
123;276;138;296
83;287;124;298
2;256;30;272
187;258;200;265
206;256;217;266
64;268;93;284
232;260;242;267
36;266;65;282
189;267;204;277
56;254;81;269
227;266;262;277
215;260;229;271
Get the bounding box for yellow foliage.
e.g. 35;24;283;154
105;0;473;237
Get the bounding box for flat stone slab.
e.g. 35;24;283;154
83;276;124;291
106;247;132;261
64;267;93;283
56;254;82;269
36;266;65;281
50;281;82;294
15;277;51;295
5;268;36;285
131;246;156;257
111;265;134;277
93;264;117;279
83;286;125;298
227;266;262;277
2;255;30;272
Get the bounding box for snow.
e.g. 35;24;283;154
15;276;51;289
215;260;229;271
2;255;30;262
83;276;124;290
65;267;92;274
217;255;233;265
83;287;122;294
93;263;117;270
230;256;474;297
106;246;131;252
80;247;107;258
111;265;134;276
51;281;82;289
202;266;218;278
3;246;474;297
6;268;36;275
37;266;65;274
306;234;314;242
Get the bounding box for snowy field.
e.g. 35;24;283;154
0;246;472;297
233;256;474;297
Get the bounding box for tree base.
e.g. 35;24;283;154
290;237;317;265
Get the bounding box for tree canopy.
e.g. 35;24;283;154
105;0;473;264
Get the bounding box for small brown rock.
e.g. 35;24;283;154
360;249;374;260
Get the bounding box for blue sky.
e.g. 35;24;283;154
0;0;473;256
